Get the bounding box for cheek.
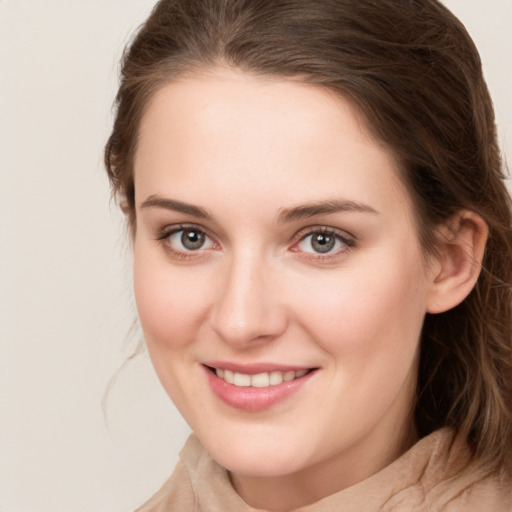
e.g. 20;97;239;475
132;247;213;350
132;248;215;410
291;249;429;361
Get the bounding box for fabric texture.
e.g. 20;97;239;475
135;429;512;511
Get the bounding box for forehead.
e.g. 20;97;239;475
134;68;412;221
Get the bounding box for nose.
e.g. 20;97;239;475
209;250;288;348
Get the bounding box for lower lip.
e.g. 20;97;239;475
204;367;315;412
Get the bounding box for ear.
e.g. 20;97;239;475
120;200;130;215
426;211;488;314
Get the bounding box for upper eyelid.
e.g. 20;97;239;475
291;227;356;259
157;223;212;240
155;223;355;251
156;225;218;258
292;225;356;243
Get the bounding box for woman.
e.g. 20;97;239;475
105;0;512;510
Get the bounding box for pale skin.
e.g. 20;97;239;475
131;68;487;511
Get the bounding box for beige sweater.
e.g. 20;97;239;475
135;429;512;511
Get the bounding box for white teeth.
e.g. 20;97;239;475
215;368;310;388
233;372;251;387
251;372;270;388
269;371;283;385
283;371;296;382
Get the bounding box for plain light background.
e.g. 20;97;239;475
0;1;511;511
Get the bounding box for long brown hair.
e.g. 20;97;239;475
105;0;512;473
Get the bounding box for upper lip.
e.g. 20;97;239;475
203;361;316;375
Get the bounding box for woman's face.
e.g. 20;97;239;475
133;69;438;498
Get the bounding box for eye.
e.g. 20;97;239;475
296;229;354;255
171;229;209;251
159;226;216;254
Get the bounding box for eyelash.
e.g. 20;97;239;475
156;224;217;260
155;224;355;261
291;226;356;261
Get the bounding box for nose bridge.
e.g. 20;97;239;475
210;245;285;346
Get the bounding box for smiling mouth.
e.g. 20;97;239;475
205;366;314;388
203;364;318;411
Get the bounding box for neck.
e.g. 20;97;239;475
230;418;418;511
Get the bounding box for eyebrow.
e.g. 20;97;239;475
140;195;378;223
140;195;212;219
277;199;378;223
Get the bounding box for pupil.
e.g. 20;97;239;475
181;230;205;250
312;233;335;253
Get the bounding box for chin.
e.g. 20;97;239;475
200;431;309;478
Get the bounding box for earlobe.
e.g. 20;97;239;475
426;211;488;314
120;200;130;215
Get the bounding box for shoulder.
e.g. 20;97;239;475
134;436;203;512
443;473;512;512
134;458;195;512
133;434;247;512
415;470;512;512
312;429;512;512
384;429;512;511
